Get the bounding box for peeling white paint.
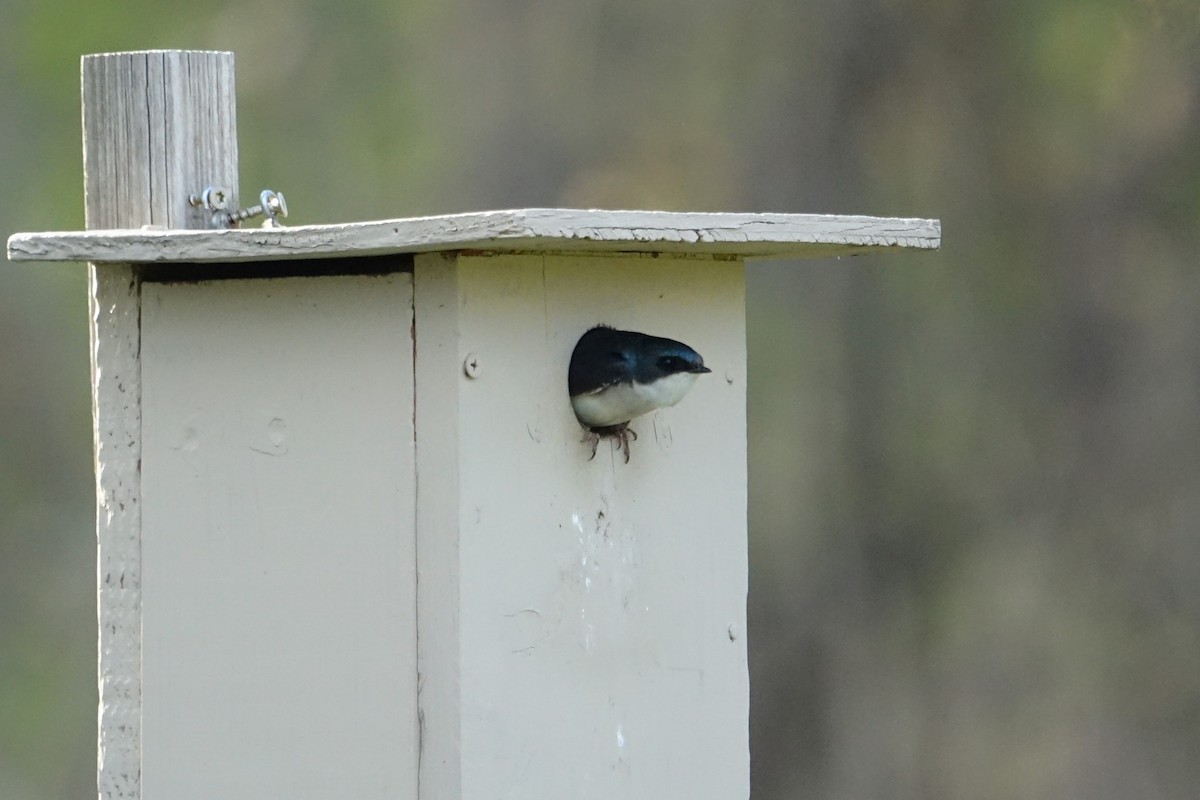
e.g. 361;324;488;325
9;208;941;265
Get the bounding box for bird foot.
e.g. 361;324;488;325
585;423;637;462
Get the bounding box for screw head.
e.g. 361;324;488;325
463;353;482;378
262;190;287;218
188;186;230;212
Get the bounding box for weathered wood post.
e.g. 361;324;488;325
82;50;239;800
8;50;940;800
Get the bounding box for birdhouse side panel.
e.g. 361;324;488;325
414;252;749;800
139;273;418;799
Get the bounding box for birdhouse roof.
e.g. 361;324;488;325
8;208;939;265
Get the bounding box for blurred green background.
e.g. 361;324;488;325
3;1;1199;798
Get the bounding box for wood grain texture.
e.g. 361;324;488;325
140;275;417;800
82;50;238;800
10;208;941;264
83;50;238;229
414;252;749;799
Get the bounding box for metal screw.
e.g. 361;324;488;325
463;353;482;378
187;187;287;228
188;186;230;211
228;190;288;228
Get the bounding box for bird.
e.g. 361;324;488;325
568;325;711;462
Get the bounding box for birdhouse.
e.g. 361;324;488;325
7;51;939;800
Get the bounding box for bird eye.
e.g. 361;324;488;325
658;355;684;372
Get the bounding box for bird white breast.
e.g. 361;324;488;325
571;372;700;428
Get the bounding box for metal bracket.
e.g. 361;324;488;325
189;187;288;229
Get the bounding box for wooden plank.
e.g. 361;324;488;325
140;274;417;799
9;208;941;264
90;265;142;800
412;253;464;800
414;252;749;799
82;50;239;800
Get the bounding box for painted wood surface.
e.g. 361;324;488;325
415;252;749;799
89;266;142;800
140;274;417;799
9;208;941;264
82;50;239;800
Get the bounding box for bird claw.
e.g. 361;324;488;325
583;430;601;460
584;422;635;463
618;427;632;462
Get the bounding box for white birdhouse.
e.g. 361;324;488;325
7;51;939;800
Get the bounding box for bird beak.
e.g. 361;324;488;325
692;366;712;374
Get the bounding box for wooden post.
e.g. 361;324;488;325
83;50;239;230
83;50;238;800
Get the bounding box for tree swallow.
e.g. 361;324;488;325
568;325;711;461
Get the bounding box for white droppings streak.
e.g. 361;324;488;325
617;725;625;748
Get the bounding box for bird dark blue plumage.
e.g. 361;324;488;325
568;325;711;461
